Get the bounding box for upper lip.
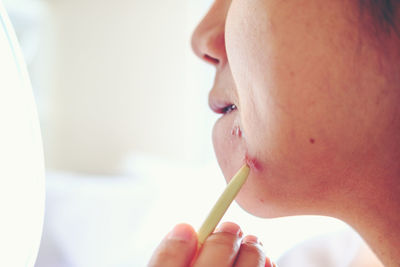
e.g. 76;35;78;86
207;67;237;114
208;94;233;114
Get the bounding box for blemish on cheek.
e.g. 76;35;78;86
231;125;242;137
245;153;263;172
309;138;315;144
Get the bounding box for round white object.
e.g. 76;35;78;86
0;2;45;266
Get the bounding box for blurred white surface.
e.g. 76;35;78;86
0;2;45;266
32;0;217;174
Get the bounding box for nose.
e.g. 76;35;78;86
191;1;229;67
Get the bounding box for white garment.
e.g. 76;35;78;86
277;229;363;267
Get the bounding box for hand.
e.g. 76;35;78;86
148;222;276;267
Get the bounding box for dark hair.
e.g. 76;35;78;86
359;0;400;36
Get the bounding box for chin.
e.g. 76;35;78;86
212;113;247;181
234;191;290;219
212;112;287;218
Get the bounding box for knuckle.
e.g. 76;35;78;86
205;232;239;249
204;233;240;251
240;242;265;258
155;239;188;260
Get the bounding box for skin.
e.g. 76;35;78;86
150;0;400;266
148;222;272;267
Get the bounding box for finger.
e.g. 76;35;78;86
234;235;266;267
148;224;197;267
193;222;242;267
264;256;278;267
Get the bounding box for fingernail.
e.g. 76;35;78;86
215;222;243;237
167;224;194;242
243;235;262;246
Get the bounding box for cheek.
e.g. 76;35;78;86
223;0;373;216
225;0;277;158
225;0;359;161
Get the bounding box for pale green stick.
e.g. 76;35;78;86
197;164;250;247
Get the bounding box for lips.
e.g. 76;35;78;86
208;67;260;179
208;94;234;115
211;106;245;177
210;97;262;177
207;69;238;116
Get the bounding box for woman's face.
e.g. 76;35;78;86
192;0;400;217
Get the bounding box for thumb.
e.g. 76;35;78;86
148;224;198;267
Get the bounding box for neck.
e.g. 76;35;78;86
341;166;400;267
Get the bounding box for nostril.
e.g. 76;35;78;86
203;54;220;65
